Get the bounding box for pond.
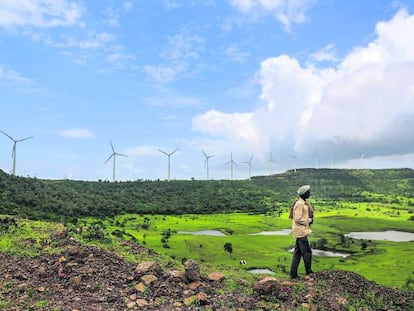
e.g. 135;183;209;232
288;248;350;258
248;268;275;275
344;230;414;242
249;229;292;236
177;230;226;236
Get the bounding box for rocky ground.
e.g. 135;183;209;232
0;237;413;311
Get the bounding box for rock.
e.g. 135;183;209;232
187;280;203;290
136;299;148;307
184;259;200;282
197;291;208;304
70;276;81;286
168;270;185;279
253;277;282;294
183;289;195;297
208;272;224;281
184;295;197;306
141;274;158;285
134;282;146;293
126;301;136;308
135;261;161;274
38;264;48;278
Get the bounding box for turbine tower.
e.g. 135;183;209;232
224;152;238;180
0;130;33;175
202;149;214;180
268;152;276;175
158;148;178;181
314;148;319;169
360;153;366;169
243;155;253;180
105;140;127;182
289;153;297;172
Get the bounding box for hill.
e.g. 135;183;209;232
1;220;413;311
1;168;413;222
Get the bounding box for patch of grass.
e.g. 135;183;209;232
76;207;414;288
34;300;49;308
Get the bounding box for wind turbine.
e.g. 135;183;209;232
314;148;319;169
289;153;297;172
268;152;276;175
360;153;366;169
158;148;178;181
0;130;33;175
202;149;214;180
224;152;238;180
243;155;253;180
105;140;127;182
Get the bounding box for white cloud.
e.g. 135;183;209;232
105;51;136;70
308;44;338;63
224;45;249;62
44;32;115;50
60;128;96;139
192;9;414;169
0;64;33;85
103;1;134;27
163;0;215;10
192;109;263;153
0;0;84;28
144;90;204;108
145;31;205;83
229;0;315;31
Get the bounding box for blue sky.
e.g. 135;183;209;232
1;0;414;181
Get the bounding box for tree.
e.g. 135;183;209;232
224;242;233;254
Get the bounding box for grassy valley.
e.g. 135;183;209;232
1;168;414;309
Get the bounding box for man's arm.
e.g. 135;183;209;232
293;202;309;225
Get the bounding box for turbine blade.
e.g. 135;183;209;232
17;136;33;143
116;153;128;157
171;148;179;155
110;140;115;152
202;149;207;157
0;130;14;141
158;149;168;156
105;153;114;163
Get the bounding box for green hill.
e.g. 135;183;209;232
1;168;413;221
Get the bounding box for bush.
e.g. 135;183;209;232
0;216;18;234
84;223;108;241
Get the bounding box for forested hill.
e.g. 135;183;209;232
1;168;413;222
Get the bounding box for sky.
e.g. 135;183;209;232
1;0;414;181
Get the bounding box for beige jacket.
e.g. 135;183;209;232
292;197;312;238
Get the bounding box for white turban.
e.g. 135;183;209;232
297;185;311;196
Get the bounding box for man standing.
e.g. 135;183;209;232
289;184;313;279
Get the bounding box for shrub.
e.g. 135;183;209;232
0;216;18;234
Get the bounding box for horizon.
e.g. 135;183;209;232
1;1;414;181
1;166;412;182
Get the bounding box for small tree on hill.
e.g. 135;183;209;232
224;242;233;255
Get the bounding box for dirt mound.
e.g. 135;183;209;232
1;238;413;310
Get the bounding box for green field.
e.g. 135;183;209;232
76;205;414;289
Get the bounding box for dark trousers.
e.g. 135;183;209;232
290;236;312;278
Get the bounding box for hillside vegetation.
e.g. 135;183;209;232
1;168;413;222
